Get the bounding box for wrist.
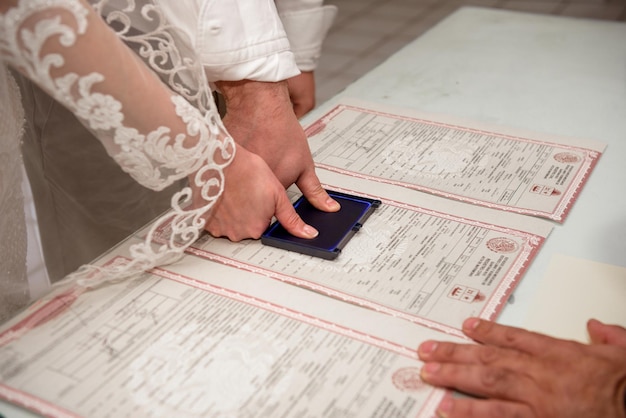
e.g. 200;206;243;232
215;80;294;126
215;79;290;114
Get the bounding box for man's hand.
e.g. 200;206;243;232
215;79;339;214
287;71;316;118
193;145;318;242
417;318;626;418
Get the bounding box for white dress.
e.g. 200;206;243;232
0;0;235;322
8;0;336;283
0;65;29;322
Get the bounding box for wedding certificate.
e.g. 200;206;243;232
305;99;605;222
0;100;577;418
184;170;552;337
0;255;464;418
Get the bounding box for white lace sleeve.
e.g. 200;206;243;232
0;0;235;287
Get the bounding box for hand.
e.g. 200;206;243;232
417;318;626;418
193;145;318;242
215;79;339;214
287;71;316;118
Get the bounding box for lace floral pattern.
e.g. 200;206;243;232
92;0;218;115
0;0;234;289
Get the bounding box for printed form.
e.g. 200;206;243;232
186;170;552;336
305;99;605;222
0;255;463;418
0;174;552;417
1;99;585;418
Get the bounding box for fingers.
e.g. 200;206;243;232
420;319;626;418
273;190;319;239
418;339;509;366
205;193;316;242
587;319;626;347
461;318;563;356
203;199;269;242
201;145;319;242
434;395;533;418
292;101;310;119
296;170;341;213
420;357;537;402
417;319;556;404
287;71;315;118
418;338;538;402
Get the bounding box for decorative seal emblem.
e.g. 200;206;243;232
554;152;580;164
486;237;518;254
392;367;425;392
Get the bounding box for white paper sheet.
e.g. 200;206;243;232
523;254;626;343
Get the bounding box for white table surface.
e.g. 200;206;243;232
304;6;626;327
3;6;626;417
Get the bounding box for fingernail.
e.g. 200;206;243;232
418;340;438;357
420;362;441;380
587;318;601;327
436;397;453;418
327;197;341;211
303;224;319;238
463;317;480;333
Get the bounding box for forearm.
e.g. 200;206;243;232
2;0;232;191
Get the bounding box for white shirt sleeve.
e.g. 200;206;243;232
275;0;337;72
157;0;299;82
157;0;336;82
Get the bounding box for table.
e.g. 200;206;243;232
303;6;626;327
2;6;626;417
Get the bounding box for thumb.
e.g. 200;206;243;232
273;190;319;239
296;170;341;213
588;319;626;347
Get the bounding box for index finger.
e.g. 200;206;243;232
273;190;319;239
295;169;341;213
462;318;573;356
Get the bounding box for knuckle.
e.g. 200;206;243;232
480;367;511;391
475;319;498;338
248;225;265;240
228;234;243;242
478;346;500;365
438;342;458;359
485;402;533;418
283;211;303;228
310;182;326;195
205;223;221;238
503;326;523;344
486;402;509;418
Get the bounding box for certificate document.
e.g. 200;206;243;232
0;102;557;418
0;257;461;418
305;99;605;222
184;171;552;337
